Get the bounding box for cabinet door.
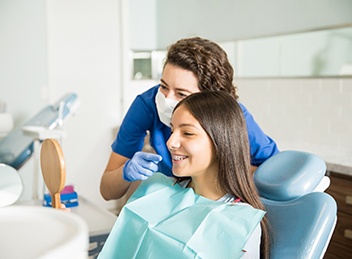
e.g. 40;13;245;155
325;172;352;259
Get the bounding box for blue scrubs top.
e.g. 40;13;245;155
112;85;279;176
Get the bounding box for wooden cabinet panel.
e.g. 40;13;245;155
334;212;352;246
325;172;352;259
325;240;352;259
327;173;352;215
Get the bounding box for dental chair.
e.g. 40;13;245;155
254;150;337;259
0;93;78;170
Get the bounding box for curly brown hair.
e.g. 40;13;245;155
164;37;238;99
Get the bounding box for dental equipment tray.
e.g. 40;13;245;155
0;93;78;170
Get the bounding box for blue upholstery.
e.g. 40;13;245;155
254;150;337;259
262;193;336;258
254;150;327;201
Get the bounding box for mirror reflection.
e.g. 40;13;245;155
131;26;352;79
0;163;23;207
235;26;352;78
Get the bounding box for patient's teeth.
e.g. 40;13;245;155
173;155;186;161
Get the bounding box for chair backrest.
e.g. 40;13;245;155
254;150;337;259
262;192;336;258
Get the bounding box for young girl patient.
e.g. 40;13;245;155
99;91;269;259
168;91;269;258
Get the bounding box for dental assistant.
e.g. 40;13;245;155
100;37;279;201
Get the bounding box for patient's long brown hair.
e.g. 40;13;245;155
174;91;269;259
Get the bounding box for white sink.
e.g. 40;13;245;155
0;205;89;259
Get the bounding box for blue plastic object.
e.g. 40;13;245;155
254;150;337;259
43;191;79;208
262;192;337;258
254;150;326;201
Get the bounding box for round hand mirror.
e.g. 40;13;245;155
0;163;23;207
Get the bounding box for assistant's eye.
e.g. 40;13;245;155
183;132;194;136
177;92;188;99
160;84;168;91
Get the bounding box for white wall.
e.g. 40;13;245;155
0;0;48;126
237;78;352;166
45;0;124;210
130;0;157;50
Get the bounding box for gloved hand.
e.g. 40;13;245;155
123;151;162;182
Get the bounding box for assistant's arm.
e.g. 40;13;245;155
100;86;163;200
100;152;131;200
240;103;279;166
99;91;148;200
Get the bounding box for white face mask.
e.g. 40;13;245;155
155;90;179;127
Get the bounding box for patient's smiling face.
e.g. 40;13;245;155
167;105;217;180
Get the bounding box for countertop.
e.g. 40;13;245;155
279;142;352;177
19;196;117;237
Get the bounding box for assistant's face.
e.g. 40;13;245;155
167;105;217;179
159;63;200;101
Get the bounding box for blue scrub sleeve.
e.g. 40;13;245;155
112;95;152;159
240;103;279;166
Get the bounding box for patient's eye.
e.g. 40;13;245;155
184;131;194;136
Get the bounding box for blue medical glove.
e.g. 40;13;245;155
123;151;162;182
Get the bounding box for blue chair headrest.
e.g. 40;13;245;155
254;150;326;201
